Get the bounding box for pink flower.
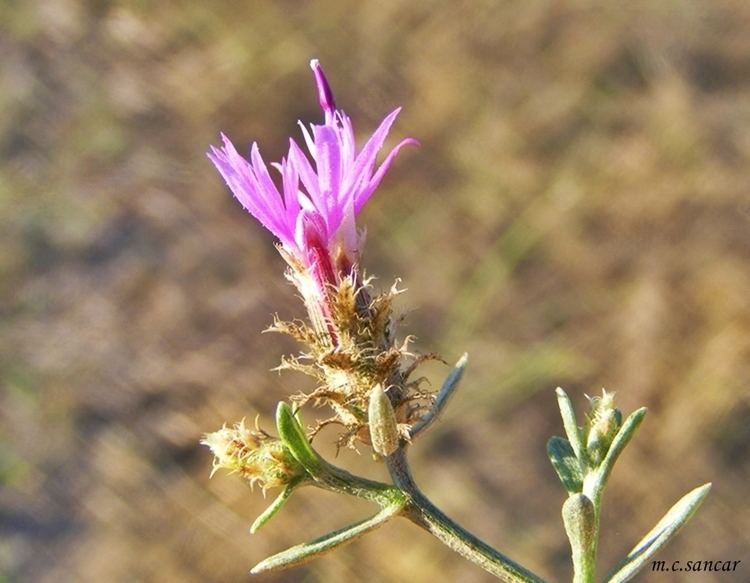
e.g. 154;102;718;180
208;60;418;282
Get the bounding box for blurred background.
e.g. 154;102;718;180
2;1;749;581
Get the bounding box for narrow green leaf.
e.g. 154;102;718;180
251;504;401;574
555;388;586;467
435;352;468;411
596;407;647;486
410;353;468;437
250;481;299;534
547;436;583;494
603;483;711;583
276;402;323;475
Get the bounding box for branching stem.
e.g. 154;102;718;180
386;448;547;583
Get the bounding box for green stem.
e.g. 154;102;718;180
387;449;547;583
571;408;646;582
278;400;545;580
316;461;406;507
276;401;404;507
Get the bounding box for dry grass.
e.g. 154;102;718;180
2;1;749;581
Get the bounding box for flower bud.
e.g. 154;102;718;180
585;390;622;465
562;493;596;556
201;418;305;491
368;384;400;457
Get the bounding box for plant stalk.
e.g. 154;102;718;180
387;448;547;583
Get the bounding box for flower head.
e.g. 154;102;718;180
201;418;305;491
207;60;418;279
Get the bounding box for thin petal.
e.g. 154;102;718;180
349;108;402;185
207;135;295;245
207;140;265;220
312;124;343;231
280;157;301;240
288;138;324;213
298;121;317;158
336;112;356;170
250;143;285;218
354;137;419;214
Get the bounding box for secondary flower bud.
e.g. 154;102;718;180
368;384;400;457
562;493;596;555
201;418;305;491
585;390;622;465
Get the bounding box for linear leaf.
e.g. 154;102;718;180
410;353;468;437
250;481;300;534
555;388;586;465
251;505;401;573
547;436;583;494
603;483;711;583
276;402;323;475
596;408;646;486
